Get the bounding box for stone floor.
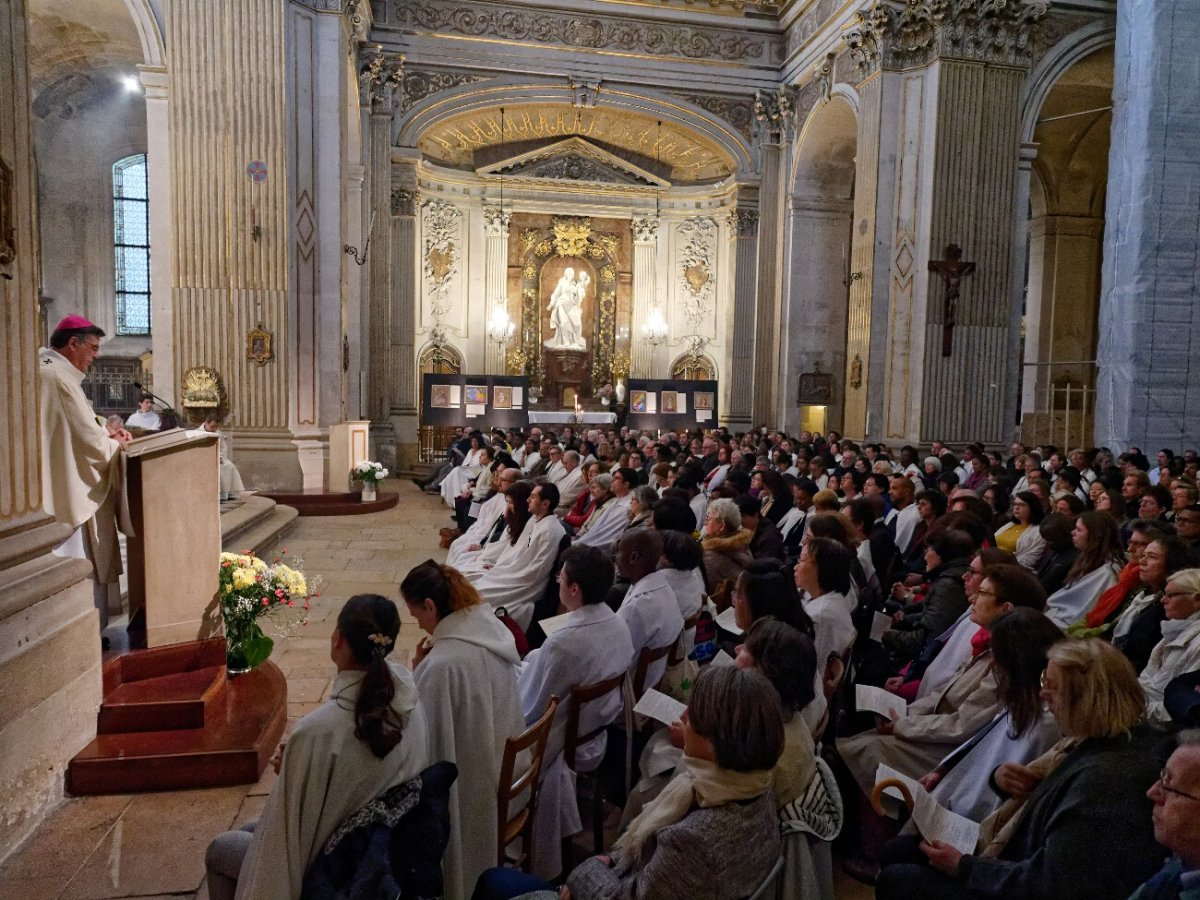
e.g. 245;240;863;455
0;478;873;899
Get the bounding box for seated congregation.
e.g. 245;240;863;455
209;427;1200;900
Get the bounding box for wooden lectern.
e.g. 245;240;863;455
328;420;370;491
123;430;222;647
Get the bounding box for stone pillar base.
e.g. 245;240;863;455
0;518;100;863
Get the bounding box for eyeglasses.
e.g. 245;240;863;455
1163;590;1197;600
1157;769;1200;802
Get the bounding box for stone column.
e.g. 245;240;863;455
1;0;99;857
1096;0;1200;450
483;205;512;375
139;65;175;402
389;168;421;466
843;0;1041;444
364;79;395;424
630;214;660;377
751;88;795;427
727;204;760;427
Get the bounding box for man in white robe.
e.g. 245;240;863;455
574;467;635;552
616;528;684;692
474;482;567;629
885;475;921;555
445;467;518;570
38;315;131;632
519;545;633;878
553;450;585;513
125;395;162;431
412;603;525;900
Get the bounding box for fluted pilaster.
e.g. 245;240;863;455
727;206;759;427
483;205;512;375
630;215;660;377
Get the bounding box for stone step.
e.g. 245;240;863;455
220;495;299;556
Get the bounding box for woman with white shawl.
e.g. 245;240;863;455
205;595;430;900
1045;511;1126;627
402;560;525;900
440;434;486;507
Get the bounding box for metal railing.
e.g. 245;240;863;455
418;425;459;464
1020;360;1096;450
82;366;151;418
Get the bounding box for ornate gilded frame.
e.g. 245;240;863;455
517;217;620;393
246;325;273;366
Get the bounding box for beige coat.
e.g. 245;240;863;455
38;347;125;583
838;648;999;792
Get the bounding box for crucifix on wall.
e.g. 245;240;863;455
928;243;975;357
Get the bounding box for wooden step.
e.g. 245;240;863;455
69;640;287;795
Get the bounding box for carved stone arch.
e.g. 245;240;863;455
394;78;754;178
792;91;859;197
670;352;717;381
122;0;166;66
1021;19;1116;143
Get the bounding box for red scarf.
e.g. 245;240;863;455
970;626;991;657
1085;562;1143;628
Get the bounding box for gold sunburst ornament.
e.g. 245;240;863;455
552;218;592;258
428;245;455;283
685;263;710;295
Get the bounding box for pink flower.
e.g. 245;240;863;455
288;600;294;607
275;589;284;597
261;598;269;606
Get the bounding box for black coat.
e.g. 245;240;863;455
956;730;1167;900
882;558;970;659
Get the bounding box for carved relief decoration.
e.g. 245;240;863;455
422;199;462;327
842;0;1049;74
398;69;488;114
727;208;759;238
479;137;668;187
676;217;718;335
391;188;419;216
390;1;776;63
419;106;733;183
631;215;659;245
358;46;404;108
753;86;798;143
680;94;756;143
483;205;512;237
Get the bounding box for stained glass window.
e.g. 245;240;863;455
113;154;151;335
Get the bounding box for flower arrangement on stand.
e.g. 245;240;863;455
353;460;389;502
596;383;615;406
218;550;319;674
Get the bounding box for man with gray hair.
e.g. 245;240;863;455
446;466;520;569
1127;730;1200;899
552;449;585;512
700;497;754;594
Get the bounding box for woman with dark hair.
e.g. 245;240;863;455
458;480;535;577
206;595;429;900
982;483;1011;530
1032;512;1078;596
738;618;820;808
733;558;815;636
402;562;524;900
1045;511;1126;627
994;491;1046;568
660;530;705;657
918;608;1065;823
883;529;974;662
755;468;791;525
793;537;856;672
1109;534;1195;670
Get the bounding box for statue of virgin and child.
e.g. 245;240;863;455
544;267;590;351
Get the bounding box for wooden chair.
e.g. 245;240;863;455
561;673;626;870
496;695;559;871
667;612;702;667
631;641;675;700
744;853;785;900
